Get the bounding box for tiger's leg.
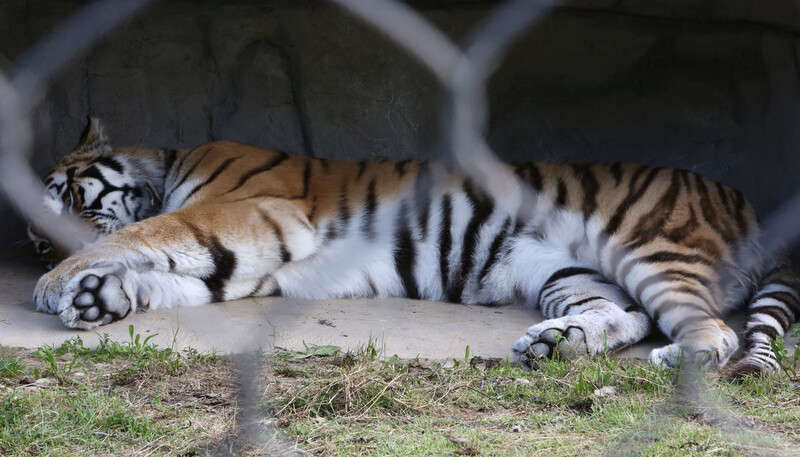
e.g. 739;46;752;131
623;255;740;369
34;198;315;329
512;266;652;366
730;258;800;376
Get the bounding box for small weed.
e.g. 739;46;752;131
0;353;26;379
769;334;799;380
34;344;80;383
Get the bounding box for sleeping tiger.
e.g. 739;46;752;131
29;118;799;376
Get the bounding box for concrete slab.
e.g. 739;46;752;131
2;255;794;362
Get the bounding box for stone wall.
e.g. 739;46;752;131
2;0;800;254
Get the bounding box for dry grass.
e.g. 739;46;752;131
260;343;800;456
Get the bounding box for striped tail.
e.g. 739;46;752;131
730;256;800;377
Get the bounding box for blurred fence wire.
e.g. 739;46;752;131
1;0;800;455
0;0;158;255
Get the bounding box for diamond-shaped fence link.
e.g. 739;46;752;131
1;0;799;454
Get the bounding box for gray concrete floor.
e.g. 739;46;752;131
1;255;773;362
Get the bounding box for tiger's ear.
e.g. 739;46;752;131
78;116;109;148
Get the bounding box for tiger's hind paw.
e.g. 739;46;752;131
58;264;132;330
648;341;731;371
727;343;779;379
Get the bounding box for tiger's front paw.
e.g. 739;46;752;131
35;260;134;330
59;270;132;329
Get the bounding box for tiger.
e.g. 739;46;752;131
29;118;800;376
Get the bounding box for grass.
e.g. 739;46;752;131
0;332;799;455
262;340;800;456
0;327;234;456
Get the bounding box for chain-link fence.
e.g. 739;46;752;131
1;0;800;454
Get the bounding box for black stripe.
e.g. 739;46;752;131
669;314;715;339
605;166;661;234
168;148;196;183
322;223;337;245
163;149;178;173
744;324;779;343
173;149;210;190
634;269;712;302
627;169;682;249
694;174;735;244
394;202;419;299
513;163;543;190
414;162;432;240
527;163;543;190
88;156;124;174
665;206;700;243
747;305;792;330
308;196;318;223
572;164;599;216
541;286;569;304
542;267;598;288
609;162;623;185
714;182;730;210
653;300;720;323
167;256;176;272
661;270;711;289
301;160;312;198
361;180;378;241
229;153;288;194
291;213;314;232
555;179;567;206
248;274;271;297
560;296;606;316
638;251;713;266
478;218;512;285
338;182;351;229
646;285;715;313
65;166;79;180
439;195;453;297
395;160;410;177
164;148;211;203
731;189;749;236
357;161;368;179
634;274;665;302
72;165;132;211
186;223;237;303
450;181;494;303
752;290;800;310
260;211;292;263
319;158;329;172
184;157;239;204
543;294;569;317
365;273;379;296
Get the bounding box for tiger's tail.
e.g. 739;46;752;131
731;255;800;377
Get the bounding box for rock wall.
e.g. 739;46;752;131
1;0;800;254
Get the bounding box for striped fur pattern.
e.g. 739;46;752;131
31;119;800;374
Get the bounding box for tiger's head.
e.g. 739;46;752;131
29;118;164;269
